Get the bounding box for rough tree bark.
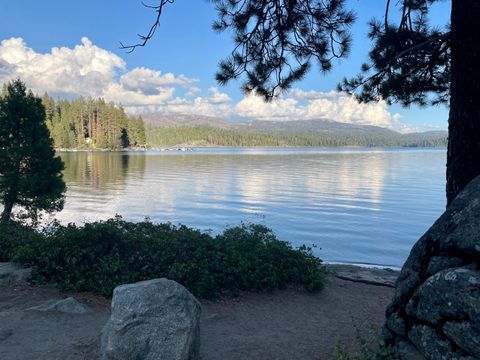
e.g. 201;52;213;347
446;0;480;206
1;201;14;222
1;172;18;222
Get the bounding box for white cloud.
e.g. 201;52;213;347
120;67;197;92
204;87;232;104
0;36;196;104
102;83;176;106
0;37;125;97
235;95;300;120
185;86;201;96
127;89;233;118
235;90;402;129
0;37;412;131
290;89;339;100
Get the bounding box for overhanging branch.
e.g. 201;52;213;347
120;0;174;53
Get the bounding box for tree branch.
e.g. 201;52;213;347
120;0;174;53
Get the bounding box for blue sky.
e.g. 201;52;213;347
0;0;450;132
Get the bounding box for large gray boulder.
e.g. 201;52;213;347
101;278;201;360
384;176;480;359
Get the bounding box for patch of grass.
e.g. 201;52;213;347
5;216;324;299
334;337;397;360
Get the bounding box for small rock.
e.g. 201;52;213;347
101;278;201;360
28;297;91;314
0;263;31;286
326;264;399;287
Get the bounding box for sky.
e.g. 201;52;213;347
0;0;451;132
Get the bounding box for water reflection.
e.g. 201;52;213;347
61;152;146;188
57;152;146;224
57;148;446;267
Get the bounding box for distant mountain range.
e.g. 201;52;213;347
143;114;447;148
143;114;234;129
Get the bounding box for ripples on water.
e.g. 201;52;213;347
57;148;446;268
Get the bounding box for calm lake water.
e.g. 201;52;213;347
56;148;446;268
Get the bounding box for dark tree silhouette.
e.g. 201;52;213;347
0;80;66;222
124;0;478;206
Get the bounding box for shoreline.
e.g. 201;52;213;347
54;145;447;153
324;260;401;271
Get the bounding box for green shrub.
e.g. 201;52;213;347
0;221;43;262
12;217;324;299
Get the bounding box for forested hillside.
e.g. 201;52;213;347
41;95;146;150
40;97;446;149
146;125;447;147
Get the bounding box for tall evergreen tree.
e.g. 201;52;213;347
126;0;474;206
0;80;65;222
39;95;146;150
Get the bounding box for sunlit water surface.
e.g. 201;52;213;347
55;148;446;268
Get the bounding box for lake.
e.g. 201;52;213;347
57;148;446;268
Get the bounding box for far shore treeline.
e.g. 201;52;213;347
147;125;448;148
40;93;447;150
41;94;146;150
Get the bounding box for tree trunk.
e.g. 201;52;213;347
1;200;14;222
446;0;480;206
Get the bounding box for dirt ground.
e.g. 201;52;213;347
0;273;394;360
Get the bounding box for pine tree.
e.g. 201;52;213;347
0;80;65;222
38;95;146;150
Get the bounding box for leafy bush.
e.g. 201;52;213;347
11;217;324;299
0;221;43;262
